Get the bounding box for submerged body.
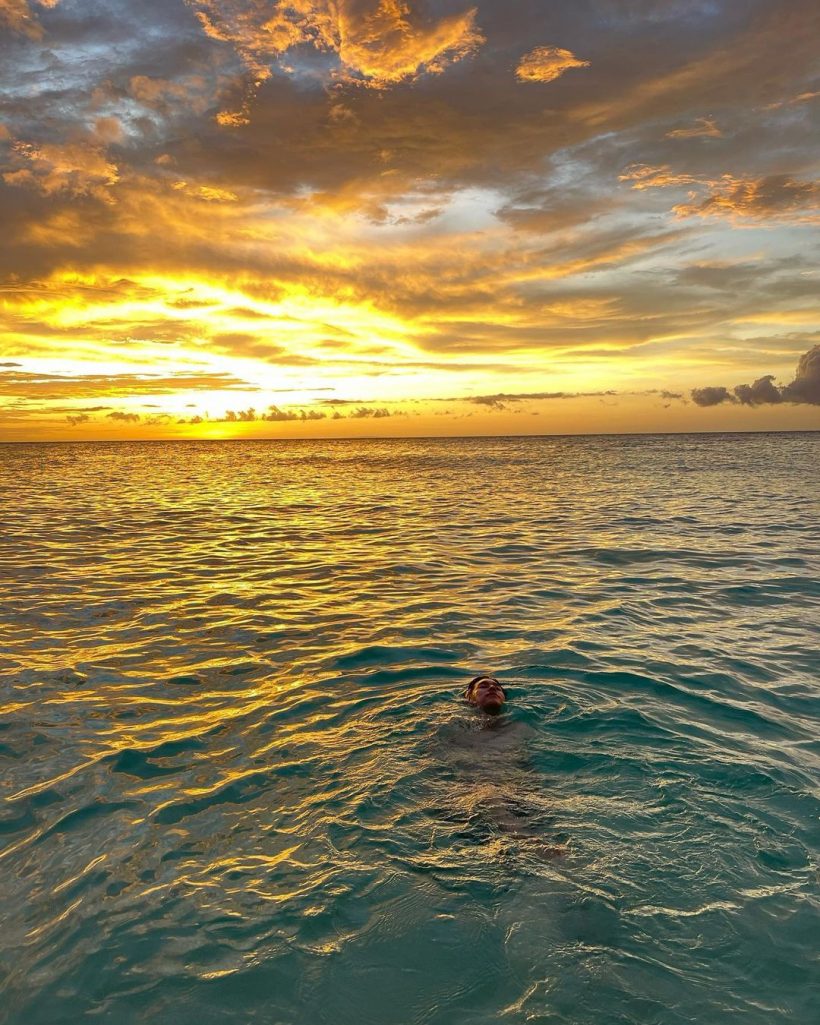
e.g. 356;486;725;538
433;676;567;858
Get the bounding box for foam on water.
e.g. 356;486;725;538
1;434;818;1024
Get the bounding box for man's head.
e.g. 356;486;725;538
464;675;507;713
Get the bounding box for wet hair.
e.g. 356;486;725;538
463;675;508;701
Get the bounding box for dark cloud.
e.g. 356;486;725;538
224;406;256;421
209;402;393;422
349;406;390;418
451;386;685;409
50;405;112;413
782;345;820;405
733;375;783;406
461;389;618;410
106;409;141;421
690;345;820;407
690;386;734;407
214;404;328;422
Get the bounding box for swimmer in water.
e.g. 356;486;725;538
458;674;567;857
463;674;507;714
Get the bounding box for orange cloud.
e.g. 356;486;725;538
189;0;483;92
621;164;820;223
0;369;255;399
763;90;820;111
171;180;239;202
3;139;119;199
515;46;589;84
0;0;59;40
665;116;721;138
674;174;820;222
619;164;701;190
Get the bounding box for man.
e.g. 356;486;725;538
463;674;507;713
455;674;566;857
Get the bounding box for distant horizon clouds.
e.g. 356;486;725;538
691;345;820;408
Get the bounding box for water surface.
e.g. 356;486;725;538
1;434;818;1024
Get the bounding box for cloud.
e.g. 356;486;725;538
3;139;119;199
226;402;391;421
458;389;619;410
619;163;702;190
224;406;257;421
763;90;820;111
216;404;328;422
782;345;820;405
665;116;721;139
621;165;820;223
127;75;216;118
690;346;820;407
171;180;239;203
690;386;734;408
65;412;90;425
188;0;484;92
349;405;390;418
0;368;253;398
515;46;589;85
51;405;111;413
0;0;60;40
106;410;140;422
733;375;783;406
573;4;820;134
675;174;820;222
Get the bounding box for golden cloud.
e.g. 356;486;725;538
3;139;119;199
618;164;701;190
622;164;820;223
0;368;253;399
188;0;483;92
171;180;239;202
515;46;589;84
674;174;820;222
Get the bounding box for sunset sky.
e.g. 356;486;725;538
1;0;818;440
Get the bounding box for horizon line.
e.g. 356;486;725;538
2;428;818;445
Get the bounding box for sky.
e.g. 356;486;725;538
1;0;819;441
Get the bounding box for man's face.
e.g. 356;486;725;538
470;677;506;712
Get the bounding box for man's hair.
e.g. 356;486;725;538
463;675;508;700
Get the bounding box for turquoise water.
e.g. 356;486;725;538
1;433;818;1025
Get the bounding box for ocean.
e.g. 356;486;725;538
1;433;818;1024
